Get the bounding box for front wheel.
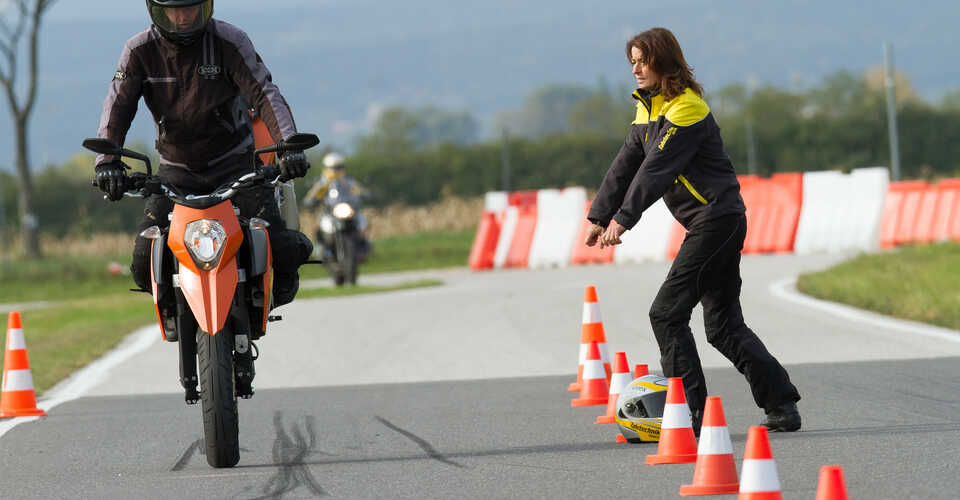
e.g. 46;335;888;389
337;233;358;286
197;328;239;468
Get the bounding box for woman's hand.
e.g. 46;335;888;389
584;224;604;247
599;219;626;248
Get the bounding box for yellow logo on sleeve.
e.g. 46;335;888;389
658;127;677;151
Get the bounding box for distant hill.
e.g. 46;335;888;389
3;0;958;167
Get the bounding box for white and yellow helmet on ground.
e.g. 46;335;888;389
615;374;669;442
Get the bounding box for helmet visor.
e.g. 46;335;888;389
150;1;213;38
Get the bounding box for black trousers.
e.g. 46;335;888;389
130;154;311;306
649;213;800;417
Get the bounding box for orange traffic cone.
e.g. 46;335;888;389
815;465;849;500
738;426;782;499
595;352;631;424
571;342;608;407
645;377;698;464
634;363;649;379
1;312;47;418
567;286;611;392
680;396;739;495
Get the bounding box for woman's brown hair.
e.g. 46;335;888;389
625;27;703;100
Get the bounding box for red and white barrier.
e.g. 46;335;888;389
614;199;675;264
794;168;889;254
528;187;587;268
470;173;957;271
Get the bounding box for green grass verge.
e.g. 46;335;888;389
0;230;467;394
0;229;474;302
796;242;960;330
0;255;133;303
300;229;475;279
0;279;445;395
2;293;156;394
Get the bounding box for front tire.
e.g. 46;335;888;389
338;233;358;286
197;328;239;468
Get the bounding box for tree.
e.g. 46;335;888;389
355;105;479;155
492;84;594;139
0;0;55;257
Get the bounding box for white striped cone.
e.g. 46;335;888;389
571;341;608;407
646;377;697;464
1;312;47;417
596;352;631;424
580;299;611;369
738;426;782;500
568;286;611;392
680;396;739;495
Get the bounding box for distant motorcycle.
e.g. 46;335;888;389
83;133;319;468
314;178;368;286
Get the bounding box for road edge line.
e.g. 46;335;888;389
770;277;960;344
0;324;158;439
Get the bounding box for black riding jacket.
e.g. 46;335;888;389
96;19;297;171
588;88;745;231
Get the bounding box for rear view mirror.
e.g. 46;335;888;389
81;138;121;156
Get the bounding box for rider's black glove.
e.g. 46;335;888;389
95;161;129;201
278;151;309;180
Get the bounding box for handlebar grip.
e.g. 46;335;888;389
260;164;281;180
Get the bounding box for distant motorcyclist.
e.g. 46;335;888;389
303;152;371;279
302;152;369;207
94;0;312;309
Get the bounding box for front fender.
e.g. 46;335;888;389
178;258;238;335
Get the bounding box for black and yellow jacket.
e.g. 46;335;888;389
587;87;745;231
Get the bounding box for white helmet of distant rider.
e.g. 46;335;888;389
146;0;214;45
322;152;346;170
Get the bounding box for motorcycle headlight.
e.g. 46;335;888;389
332;202;355;219
184;219;227;270
319;214;335;234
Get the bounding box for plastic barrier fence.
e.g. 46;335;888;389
527;187;587;268
470;173;956;270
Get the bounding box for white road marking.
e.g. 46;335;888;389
0;324;158;439
769;277;960;343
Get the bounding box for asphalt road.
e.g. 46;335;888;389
2;254;959;499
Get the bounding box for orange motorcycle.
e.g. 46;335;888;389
83;133;318;468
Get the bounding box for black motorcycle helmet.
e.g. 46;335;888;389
146;0;213;45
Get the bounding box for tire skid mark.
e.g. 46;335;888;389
248;411;327;499
171;438;203;471
374;415;465;469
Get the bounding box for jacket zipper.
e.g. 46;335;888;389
677;175;708;205
214;109;235;133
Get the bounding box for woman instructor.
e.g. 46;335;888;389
584;27;801;433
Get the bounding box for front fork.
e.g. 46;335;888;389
176;287;200;404
231;281;256;400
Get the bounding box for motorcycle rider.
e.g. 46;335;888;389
94;0;312;310
303;152;371;258
302;152;369;206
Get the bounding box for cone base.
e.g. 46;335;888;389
679;483;739;496
567;382;581;393
645;453;697;465
737;492;782;500
595;415;615;424
571;397;608;407
0;408;47;418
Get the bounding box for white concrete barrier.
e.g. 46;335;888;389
527;187;587;268
849;167;890;251
484;191;508;212
795;169;889;254
614;199;674;264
